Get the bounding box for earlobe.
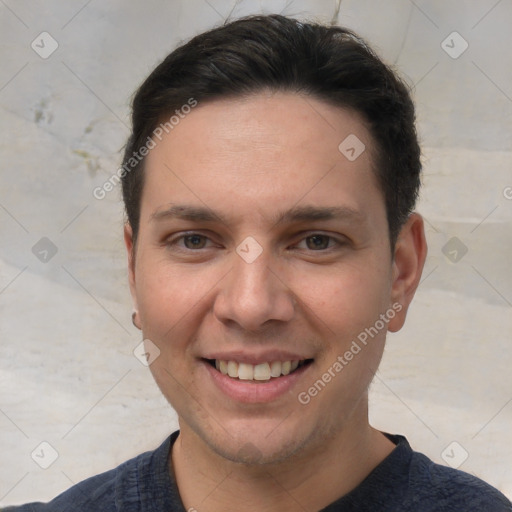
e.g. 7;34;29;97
387;213;427;333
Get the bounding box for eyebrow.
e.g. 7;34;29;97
150;204;366;226
150;204;222;223
275;205;365;225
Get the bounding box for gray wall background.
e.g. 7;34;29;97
1;0;511;505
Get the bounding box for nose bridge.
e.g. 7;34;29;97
235;251;274;297
214;247;294;330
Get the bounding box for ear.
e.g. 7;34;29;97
387;213;427;332
124;222;138;309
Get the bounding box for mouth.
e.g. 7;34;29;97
204;358;314;382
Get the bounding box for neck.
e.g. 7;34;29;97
170;406;396;512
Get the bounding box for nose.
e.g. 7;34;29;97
213;250;296;333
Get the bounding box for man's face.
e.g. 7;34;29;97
126;92;406;463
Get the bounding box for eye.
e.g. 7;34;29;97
166;232;213;250
305;234;330;250
295;234;341;251
183;234;208;249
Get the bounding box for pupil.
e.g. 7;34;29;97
308;235;328;250
185;235;205;249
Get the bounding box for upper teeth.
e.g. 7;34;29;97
215;360;301;381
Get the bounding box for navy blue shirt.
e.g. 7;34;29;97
3;431;511;511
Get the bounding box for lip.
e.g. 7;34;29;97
202;350;312;365
201;359;313;404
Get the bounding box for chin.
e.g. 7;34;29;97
201;424;311;466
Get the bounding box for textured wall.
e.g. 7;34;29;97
1;0;511;505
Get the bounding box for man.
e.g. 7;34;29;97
5;14;511;512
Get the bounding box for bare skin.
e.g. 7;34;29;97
125;91;427;511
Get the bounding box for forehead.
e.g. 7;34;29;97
140;92;382;226
150;92;374;164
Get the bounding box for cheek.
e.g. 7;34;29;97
136;263;211;402
297;261;391;336
135;259;209;340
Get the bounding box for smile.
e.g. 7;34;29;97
207;359;313;381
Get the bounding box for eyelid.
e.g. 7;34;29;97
164;230;347;251
292;232;345;250
165;231;217;249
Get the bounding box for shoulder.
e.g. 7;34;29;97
404;445;512;511
1;436;173;512
2;459;134;512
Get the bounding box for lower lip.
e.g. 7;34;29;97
202;361;312;404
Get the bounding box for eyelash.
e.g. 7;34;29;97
165;231;344;253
